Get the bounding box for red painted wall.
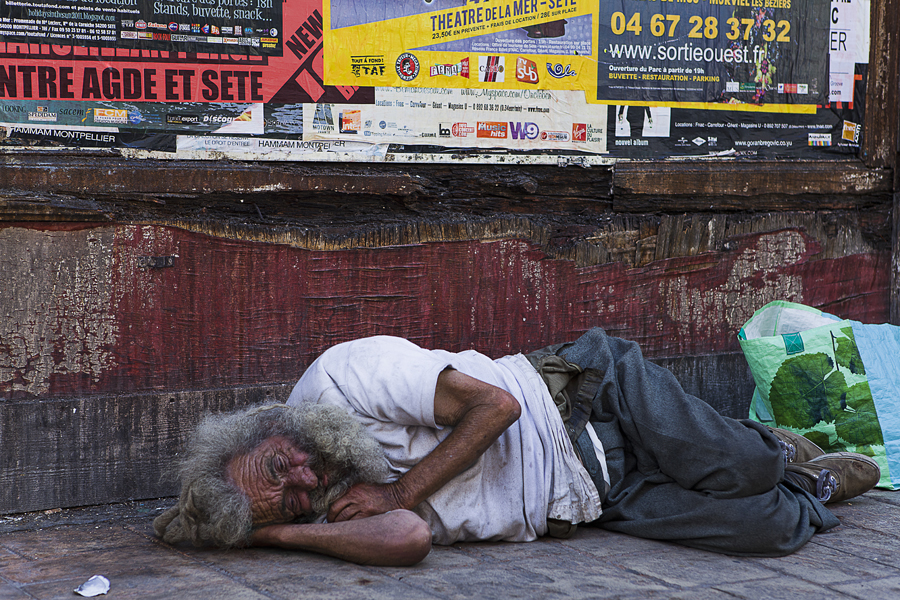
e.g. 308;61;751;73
1;224;889;400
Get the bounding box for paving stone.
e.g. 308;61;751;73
556;527;677;558
0;525;147;560
866;490;900;506
0;500;173;536
0;546;28;572
831;576;900;599
601;546;782;588
458;539;678;598
180;544;328;574
713;576;859;599
204;553;435;600
21;578;271;600
0;583;31;598
808;527;900;570
0;543;256;594
388;562;672;600
616;586;769;599
123;520;154;535
753;540;890;585
453;537;579;563
828;496;900;531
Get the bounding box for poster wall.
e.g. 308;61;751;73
0;0;871;160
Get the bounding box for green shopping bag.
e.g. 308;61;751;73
739;301;895;489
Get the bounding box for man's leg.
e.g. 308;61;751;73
597;473;836;556
559;328;839;556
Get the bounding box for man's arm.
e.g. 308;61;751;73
250;510;432;566
327;368;522;522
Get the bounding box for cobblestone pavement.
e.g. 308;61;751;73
0;490;898;599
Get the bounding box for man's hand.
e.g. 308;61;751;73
328;482;404;522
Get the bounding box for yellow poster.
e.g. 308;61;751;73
323;0;597;93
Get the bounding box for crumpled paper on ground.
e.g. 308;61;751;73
74;575;110;597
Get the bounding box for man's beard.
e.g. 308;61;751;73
286;406;390;524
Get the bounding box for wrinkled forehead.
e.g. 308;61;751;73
237;434;298;463
225;435;269;478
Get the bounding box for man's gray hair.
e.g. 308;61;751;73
153;402;389;548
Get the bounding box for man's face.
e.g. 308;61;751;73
225;435;329;525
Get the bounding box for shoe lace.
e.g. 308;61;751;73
778;440;797;464
816;469;838;502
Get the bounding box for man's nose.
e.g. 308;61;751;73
284;465;318;490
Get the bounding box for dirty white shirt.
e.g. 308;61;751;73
286;336;601;544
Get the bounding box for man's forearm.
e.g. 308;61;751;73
327;369;521;521
390;384;520;509
251;510;432;566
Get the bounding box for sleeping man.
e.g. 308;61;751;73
154;328;879;565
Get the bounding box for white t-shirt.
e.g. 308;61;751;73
286;336;601;544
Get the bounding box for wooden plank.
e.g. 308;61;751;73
1;222;889;401
862;0;900;169
164;211;892;267
0;196;110;222
0;384;292;514
652;353;755;420
0;157;893;219
0;155;614;206
613;161;893;212
893;174;900;325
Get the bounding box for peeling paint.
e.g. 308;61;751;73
662;230;807;345
241;183;288;193
2;145;615;166
0;227;119;397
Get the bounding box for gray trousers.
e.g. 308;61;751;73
558;328;839;556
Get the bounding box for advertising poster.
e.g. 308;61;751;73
0;0;871;160
300;88;607;151
606;101;862;158
1;0;283;55
603;0;868;158
829;0;868;105
597;0;830;110
0;0;373;153
0;1;375;103
322;0;597;95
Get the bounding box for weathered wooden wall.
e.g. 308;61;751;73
0;385;291;514
1;166;894;513
862;0;900;170
0;0;897;514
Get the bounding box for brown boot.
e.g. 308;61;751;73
767;426;825;463
784;452;880;503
